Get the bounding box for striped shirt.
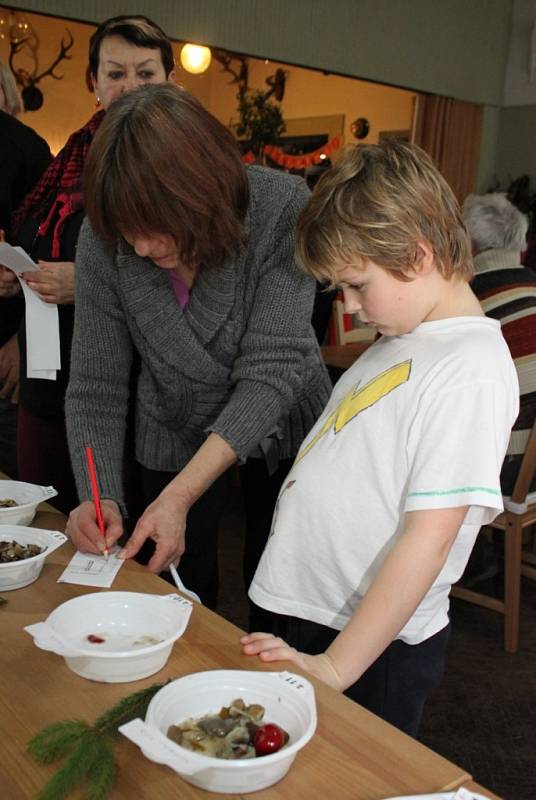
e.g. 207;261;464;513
472;248;536;496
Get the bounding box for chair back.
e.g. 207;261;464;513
510;417;536;506
327;291;377;345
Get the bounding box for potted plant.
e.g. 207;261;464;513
233;88;285;162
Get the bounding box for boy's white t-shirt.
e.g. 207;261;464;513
250;317;519;645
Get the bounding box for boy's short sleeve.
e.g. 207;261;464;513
404;380;512;526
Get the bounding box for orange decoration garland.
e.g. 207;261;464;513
242;136;341;167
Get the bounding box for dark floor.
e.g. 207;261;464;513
216;482;536;800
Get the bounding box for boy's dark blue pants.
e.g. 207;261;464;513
270;614;451;738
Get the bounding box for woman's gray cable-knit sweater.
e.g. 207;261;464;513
66;166;332;506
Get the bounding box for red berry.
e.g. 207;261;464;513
253;723;285;756
87;633;105;644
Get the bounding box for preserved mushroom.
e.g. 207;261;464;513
167;698;289;759
0;540;43;562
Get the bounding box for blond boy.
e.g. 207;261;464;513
242;141;519;736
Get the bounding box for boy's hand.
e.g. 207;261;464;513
66;499;123;554
240;632;344;691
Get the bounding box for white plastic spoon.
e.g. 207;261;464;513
169;563;201;604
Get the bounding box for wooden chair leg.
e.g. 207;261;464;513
503;518;523;653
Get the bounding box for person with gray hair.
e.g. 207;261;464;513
0;61;22;116
0;64;49;233
460;192;535;587
463;192;528;254
463;191;535;506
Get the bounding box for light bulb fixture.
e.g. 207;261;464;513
180;43;212;74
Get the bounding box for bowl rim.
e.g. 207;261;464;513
0;527;62;568
0;480;50;510
46;591;192;658
144;669;317;768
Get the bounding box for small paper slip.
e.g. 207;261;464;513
0;243;60;380
58;549;124;588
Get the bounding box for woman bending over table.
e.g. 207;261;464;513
0;15;176;514
65;83;331;613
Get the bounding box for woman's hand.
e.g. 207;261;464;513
119;433;238;574
118;491;188;573
66;499;123;554
0;266;20;298
22;260;75;304
240;632;344;691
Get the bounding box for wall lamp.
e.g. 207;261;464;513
180;43;212;74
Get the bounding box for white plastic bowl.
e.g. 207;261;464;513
0;525;67;590
25;591;192;683
121;670;317;793
0;481;58;526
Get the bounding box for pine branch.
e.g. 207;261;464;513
28;680;170;800
28;720;90;763
94;680;169;736
36;730;110;800
85;739;116;800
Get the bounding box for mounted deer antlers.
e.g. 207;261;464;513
9;28;74;111
213;49;249;98
212;49;288;105
265;68;288;102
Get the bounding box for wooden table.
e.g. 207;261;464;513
0;495;489;800
464;781;503;800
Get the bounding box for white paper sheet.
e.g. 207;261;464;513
0;243;60;380
57;548;125;588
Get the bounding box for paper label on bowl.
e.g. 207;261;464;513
58;549;124;588
40;486;58;501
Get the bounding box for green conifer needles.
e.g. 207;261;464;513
27;680;169;800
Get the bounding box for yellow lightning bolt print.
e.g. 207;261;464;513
296;359;412;462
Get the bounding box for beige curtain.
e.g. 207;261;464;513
413;94;484;203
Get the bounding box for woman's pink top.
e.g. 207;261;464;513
169;270;190;309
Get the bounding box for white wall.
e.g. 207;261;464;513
503;0;536;106
496;104;536;186
7;0;513;105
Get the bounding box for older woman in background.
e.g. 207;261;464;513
463;192;535;497
0;16;175;513
65;83;331;615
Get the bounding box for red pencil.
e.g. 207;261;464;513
85;446;109;560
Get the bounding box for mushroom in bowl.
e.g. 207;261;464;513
120;670;317;793
0;481;58;526
0;525;67;590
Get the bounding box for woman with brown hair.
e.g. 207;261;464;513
65;83;331;615
0;15;175;514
